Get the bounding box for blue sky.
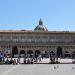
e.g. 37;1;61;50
0;0;75;31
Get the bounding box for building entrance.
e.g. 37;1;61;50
12;46;18;57
57;47;63;57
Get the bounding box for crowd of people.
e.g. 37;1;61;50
0;55;42;65
0;53;75;64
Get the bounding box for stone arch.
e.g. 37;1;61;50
35;50;40;58
27;50;33;54
12;46;18;57
64;51;70;58
35;50;40;55
42;50;49;58
50;51;55;54
20;50;25;58
20;50;25;54
50;51;55;56
27;50;33;58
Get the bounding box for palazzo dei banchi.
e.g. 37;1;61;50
0;19;75;58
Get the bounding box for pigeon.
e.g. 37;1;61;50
54;66;56;69
72;67;74;69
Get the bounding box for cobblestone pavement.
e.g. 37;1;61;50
0;64;75;75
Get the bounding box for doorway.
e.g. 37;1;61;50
57;47;63;57
12;46;18;57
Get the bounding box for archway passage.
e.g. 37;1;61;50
20;50;25;58
50;51;55;55
42;51;49;58
64;51;71;58
20;50;25;54
12;46;18;57
35;50;40;58
27;50;33;58
27;50;33;54
57;47;63;57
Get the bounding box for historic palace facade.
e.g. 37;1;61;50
0;19;75;58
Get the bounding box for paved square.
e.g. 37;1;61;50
0;64;75;75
